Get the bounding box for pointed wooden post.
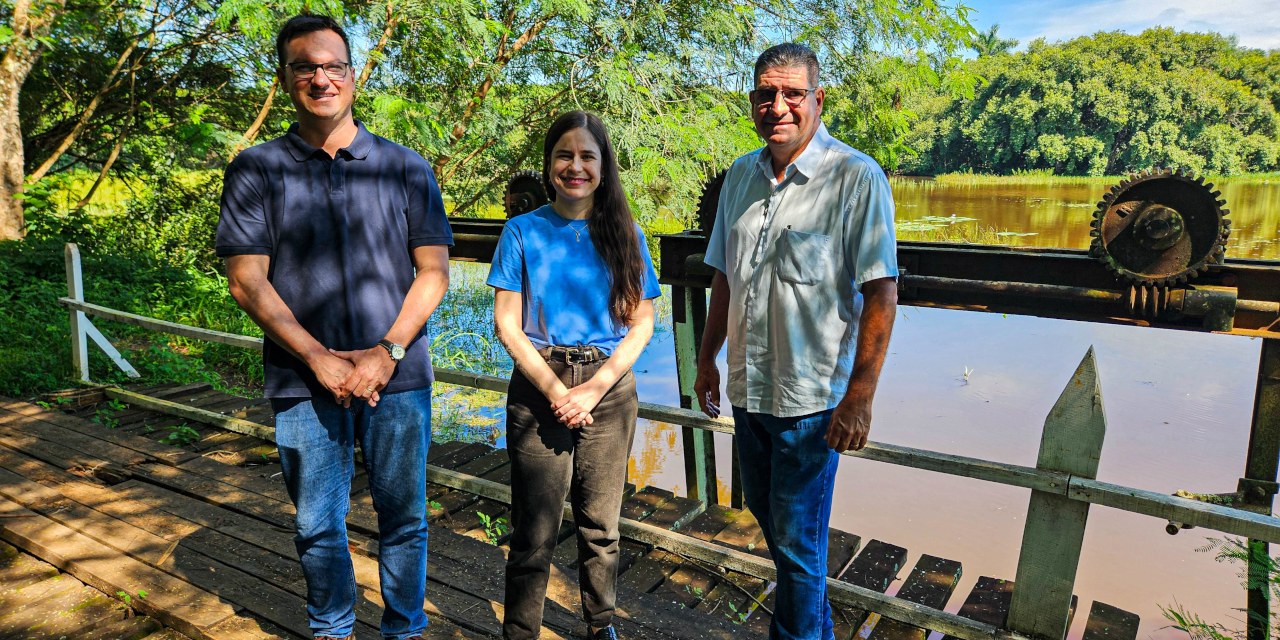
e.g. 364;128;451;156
1007;347;1106;640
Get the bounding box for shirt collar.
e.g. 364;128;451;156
757;122;833;185
284;120;374;162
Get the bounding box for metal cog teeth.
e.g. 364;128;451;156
1090;167;1229;285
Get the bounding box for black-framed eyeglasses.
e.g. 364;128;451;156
285;61;352;81
749;87;817;107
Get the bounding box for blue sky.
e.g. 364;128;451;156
961;0;1280;50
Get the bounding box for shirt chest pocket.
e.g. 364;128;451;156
777;228;833;286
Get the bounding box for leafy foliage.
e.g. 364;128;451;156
905;29;1280;176
1162;537;1280;640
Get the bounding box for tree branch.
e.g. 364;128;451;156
227;74;278;161
357;1;400;91
433;12;553;174
28;25;157;182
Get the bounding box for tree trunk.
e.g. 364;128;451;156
0;0;67;240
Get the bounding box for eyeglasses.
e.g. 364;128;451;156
749;87;816;108
285;61;352;81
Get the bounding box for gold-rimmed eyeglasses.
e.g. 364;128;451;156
285;61;352;81
749;87;817;108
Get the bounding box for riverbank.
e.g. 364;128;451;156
902;169;1280;186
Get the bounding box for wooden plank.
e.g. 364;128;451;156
644;495;706;531
0;545;59;592
53;482;482;640
678;504;737;542
694;569;767;622
128;463;295;530
103;389;275;442
0;498;239;640
58;298;266;351
113;387;221;428
0;401;196;466
0;412;152;468
857;555;963;640
0;464;64;507
943;576;1015;640
1007;348;1106;640
0;574;82;616
33;497;319;639
656;562;718;609
839;540;907;593
1080;602;1140;640
176;457;290;504
618;550;682;593
828;529;862;578
0;431;121;480
0;446;87;489
0;584;127;639
453;449;508;477
480;461;512;485
431;443;492;471
711;508;764;551
1069;478;1280;544
426;441;468;463
621;486;674;522
73;615;163;640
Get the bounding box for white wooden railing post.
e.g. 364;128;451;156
1006;347;1107;640
64;243;89;382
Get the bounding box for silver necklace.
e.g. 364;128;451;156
568;220;588;242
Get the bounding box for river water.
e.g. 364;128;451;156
441;177;1280;640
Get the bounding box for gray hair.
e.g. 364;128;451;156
753;43;820;88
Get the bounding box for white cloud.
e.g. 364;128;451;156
970;0;1280;50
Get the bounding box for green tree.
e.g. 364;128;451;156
905;28;1280;176
971;23;1017;58
359;0;976;219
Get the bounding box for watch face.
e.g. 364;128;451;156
391;344;405;360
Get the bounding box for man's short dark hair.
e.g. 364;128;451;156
276;14;352;68
753;43;820;88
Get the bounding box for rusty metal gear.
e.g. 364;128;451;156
695;170;727;235
1088;168;1231;286
503;170;549;218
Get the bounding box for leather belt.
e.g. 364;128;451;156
539;346;604;364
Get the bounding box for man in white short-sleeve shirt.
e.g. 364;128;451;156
695;43;898;640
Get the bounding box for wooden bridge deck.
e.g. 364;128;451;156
0;383;1142;640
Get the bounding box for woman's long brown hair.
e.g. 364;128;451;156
542;111;645;326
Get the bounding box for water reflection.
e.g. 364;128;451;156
890;177;1280;260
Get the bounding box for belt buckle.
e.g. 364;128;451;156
567;350;587;364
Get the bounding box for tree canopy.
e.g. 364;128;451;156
0;0;977;238
904;28;1280;176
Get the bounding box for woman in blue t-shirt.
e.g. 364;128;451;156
487;110;661;640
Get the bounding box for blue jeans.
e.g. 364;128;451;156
274;387;432;640
733;407;839;640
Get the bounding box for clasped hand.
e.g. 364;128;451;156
311;347;396;408
550;380;605;428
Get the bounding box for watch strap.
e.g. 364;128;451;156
377;339;404;361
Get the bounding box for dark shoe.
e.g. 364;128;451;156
592;627;619;640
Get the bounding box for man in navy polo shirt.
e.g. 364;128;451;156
215;15;452;640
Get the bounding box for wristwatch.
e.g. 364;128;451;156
378;339;405;362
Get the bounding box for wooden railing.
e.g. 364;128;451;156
55;243;1279;640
